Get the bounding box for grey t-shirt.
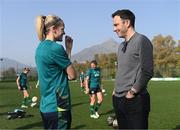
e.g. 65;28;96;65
115;32;153;97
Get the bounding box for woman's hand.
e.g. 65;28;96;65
65;35;73;59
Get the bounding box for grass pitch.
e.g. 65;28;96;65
0;80;180;129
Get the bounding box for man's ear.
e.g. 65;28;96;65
126;20;131;28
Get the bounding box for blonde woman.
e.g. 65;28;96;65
35;15;76;129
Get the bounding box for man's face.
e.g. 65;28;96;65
112;16;128;38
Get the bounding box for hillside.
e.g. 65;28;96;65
71;38;119;62
0;38;120;71
0;57;28;72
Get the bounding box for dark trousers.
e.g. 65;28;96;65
112;93;150;129
41;110;72;130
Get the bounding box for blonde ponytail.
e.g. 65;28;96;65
35;15;64;41
35;16;46;41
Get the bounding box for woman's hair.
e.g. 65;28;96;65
35;15;64;41
24;67;30;72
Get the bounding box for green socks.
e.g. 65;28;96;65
89;104;95;115
22;97;27;105
22;96;32;106
95;102;101;112
90;102;102;115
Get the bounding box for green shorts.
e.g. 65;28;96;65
89;87;101;95
20;85;27;91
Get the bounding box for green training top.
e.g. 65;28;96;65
35;40;72;113
86;68;101;89
19;72;28;87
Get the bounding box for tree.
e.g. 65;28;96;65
175;40;180;76
72;60;90;80
2;67;16;80
153;35;178;77
94;53;117;79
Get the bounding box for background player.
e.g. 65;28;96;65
16;67;36;108
79;70;85;92
85;60;103;119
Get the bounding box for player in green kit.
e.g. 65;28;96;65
35;15;76;129
79;70;85;92
16;67;36;108
85;60;103;119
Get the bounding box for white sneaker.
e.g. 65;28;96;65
30;102;37;107
21;104;28;108
90;114;99;119
95;112;100;118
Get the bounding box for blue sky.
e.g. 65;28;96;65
0;0;180;66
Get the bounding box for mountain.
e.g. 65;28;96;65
0;38;119;71
71;38;119;62
0;57;28;72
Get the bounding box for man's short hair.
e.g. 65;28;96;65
112;9;135;28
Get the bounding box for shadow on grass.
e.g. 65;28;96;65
72;101;89;107
0;112;7;116
0;87;17;90
15;121;86;129
173;125;180;129
0;112;33;117
72;124;86;129
15;121;43;129
100;109;114;116
0;104;20;108
24;114;34;118
72;95;88;99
